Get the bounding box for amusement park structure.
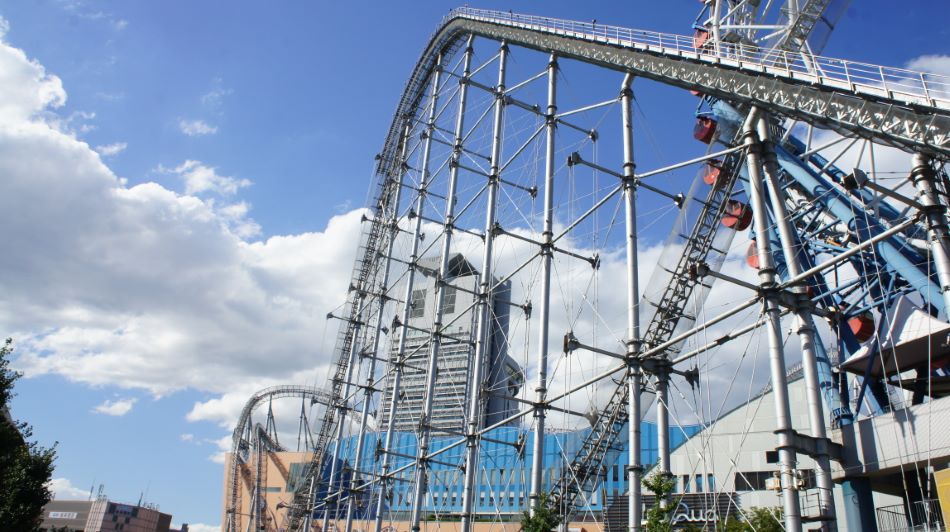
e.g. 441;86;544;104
224;2;950;531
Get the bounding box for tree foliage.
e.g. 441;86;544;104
0;338;57;531
520;492;561;532
642;471;678;532
715;507;783;531
741;507;783;532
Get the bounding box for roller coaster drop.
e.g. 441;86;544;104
229;3;950;531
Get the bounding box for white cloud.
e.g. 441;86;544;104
216;201;261;238
178;119;217;137
95;142;127;157
0;24;301;390
93;397;137;416
202;82;233;109
906;54;950;76
94;91;124;102
180;433;194;442
0;32;65;124
163;159;251;196
0;25;361;409
206;436;231;464
61;110;96;134
49;477;91;500
905;54;950;99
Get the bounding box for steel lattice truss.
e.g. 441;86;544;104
277;7;950;532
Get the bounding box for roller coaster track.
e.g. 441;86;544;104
225;385;334;532
377;7;949;185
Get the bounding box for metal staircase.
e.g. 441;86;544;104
775;0;835;52
551;150;744;515
284;172;401;529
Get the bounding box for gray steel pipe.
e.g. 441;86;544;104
460;40;509;531
758;116;836;530
744;109;803;532
910;153;950;316
372;48;451;532
407;36;478;532
527;52;557;518
620;73;643;532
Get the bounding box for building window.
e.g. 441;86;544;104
735;471;776;491
441;286;457;314
766;450;779;464
799;469;817;489
410;289;426;318
682;475;691;493
695;475;703;492
707;474;716;491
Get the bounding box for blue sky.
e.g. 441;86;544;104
0;0;947;529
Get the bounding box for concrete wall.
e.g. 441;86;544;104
839;394;950;478
223;450;313;532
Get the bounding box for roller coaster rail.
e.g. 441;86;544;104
378;6;950;181
453;7;950;111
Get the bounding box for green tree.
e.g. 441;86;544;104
716;515;747;531
712;507;782;532
520;492;561;532
743;507;783;532
642;471;678;532
0;338;57;531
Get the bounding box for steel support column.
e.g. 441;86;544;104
407;36;477;532
910;153;950;316
527;52;557;518
372;50;450;532
743;109;803;532
620;73;643;532
655;365;670;504
460;40;508;530
322;294;366;532
758;116;837;530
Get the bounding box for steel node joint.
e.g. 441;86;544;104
756;265;780;283
626;464;644;474
625;353;641;369
539;239;554;257
640;357;671;376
